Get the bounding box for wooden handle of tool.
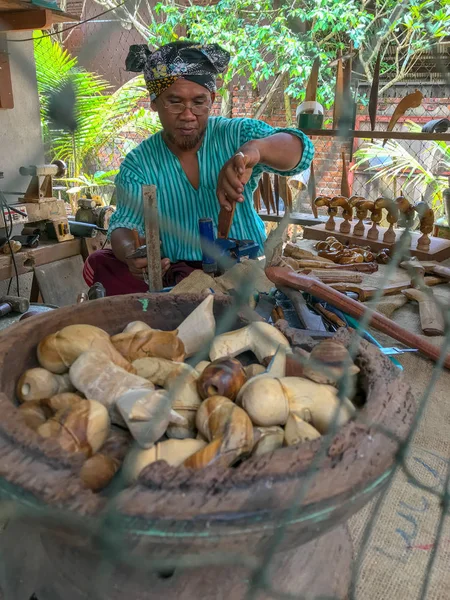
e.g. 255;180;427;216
402;289;445;337
217;203;236;239
265;267;450;370
132;229;140;250
314;304;346;328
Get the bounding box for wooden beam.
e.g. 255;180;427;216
0;34;13;109
298;129;450;142
0;8;52;31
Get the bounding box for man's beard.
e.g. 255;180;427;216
165;126;206;150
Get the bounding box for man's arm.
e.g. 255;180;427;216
217;121;313;211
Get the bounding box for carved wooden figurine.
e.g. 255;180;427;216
330;196;352;234
366;201;383;240
414;201;434;251
395;195;415;228
349;196;367;237
314;196;336;231
374;197;399;244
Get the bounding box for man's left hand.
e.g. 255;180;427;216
217;143;260;212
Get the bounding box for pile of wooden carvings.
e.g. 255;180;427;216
280;242;448;337
15;295;361;492
303;195;450;262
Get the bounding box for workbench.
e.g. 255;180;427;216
0;236;106;302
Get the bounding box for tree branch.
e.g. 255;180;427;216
253;72;284;119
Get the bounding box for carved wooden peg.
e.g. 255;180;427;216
331;196;352;234
374;197;399;244
414;201;434;251
349;196;366;236
314;196;336;231
362;201;381;240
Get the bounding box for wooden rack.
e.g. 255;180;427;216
0;1;77;30
299;128;450;142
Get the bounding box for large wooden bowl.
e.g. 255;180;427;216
0;293;415;564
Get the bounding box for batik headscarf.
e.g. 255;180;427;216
126;41;230;101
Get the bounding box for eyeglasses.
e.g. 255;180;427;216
163;102;211;116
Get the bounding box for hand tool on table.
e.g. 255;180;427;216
304;295;413;370
265;267;450;370
0;295;29;318
329;276;444;302
277;286;327;332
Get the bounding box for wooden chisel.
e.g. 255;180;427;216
401;288;446;336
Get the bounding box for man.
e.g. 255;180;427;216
83;41;314;295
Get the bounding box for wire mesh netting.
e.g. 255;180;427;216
0;1;450;599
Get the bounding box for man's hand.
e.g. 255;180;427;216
126;235;170;281
127;256;171;280
217;143;260;212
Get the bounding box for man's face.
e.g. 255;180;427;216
152;79;215;151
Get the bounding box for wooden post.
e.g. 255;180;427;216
142;185;163;292
0;34;13;109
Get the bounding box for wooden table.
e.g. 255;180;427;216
0;236;107;302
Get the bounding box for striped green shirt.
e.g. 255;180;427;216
109;117;314;261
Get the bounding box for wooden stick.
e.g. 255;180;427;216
265;267;450;369
142;185;163;292
274;174;280;216
131;229;140;250
305;57;320;103
309;162;318;218
368;49;381;132
218;202;236;239
340;150;351;198
303;269;363;284
332;51;344;129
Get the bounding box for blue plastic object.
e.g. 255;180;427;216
214;237;260;261
199;217;217;274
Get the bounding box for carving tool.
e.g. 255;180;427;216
307;299;405;369
265;267;450;370
277;286;327;331
0;295;29;318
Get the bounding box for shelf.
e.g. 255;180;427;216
299;129;450;142
0;1;78;31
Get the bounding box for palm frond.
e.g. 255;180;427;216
34;34;161;182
